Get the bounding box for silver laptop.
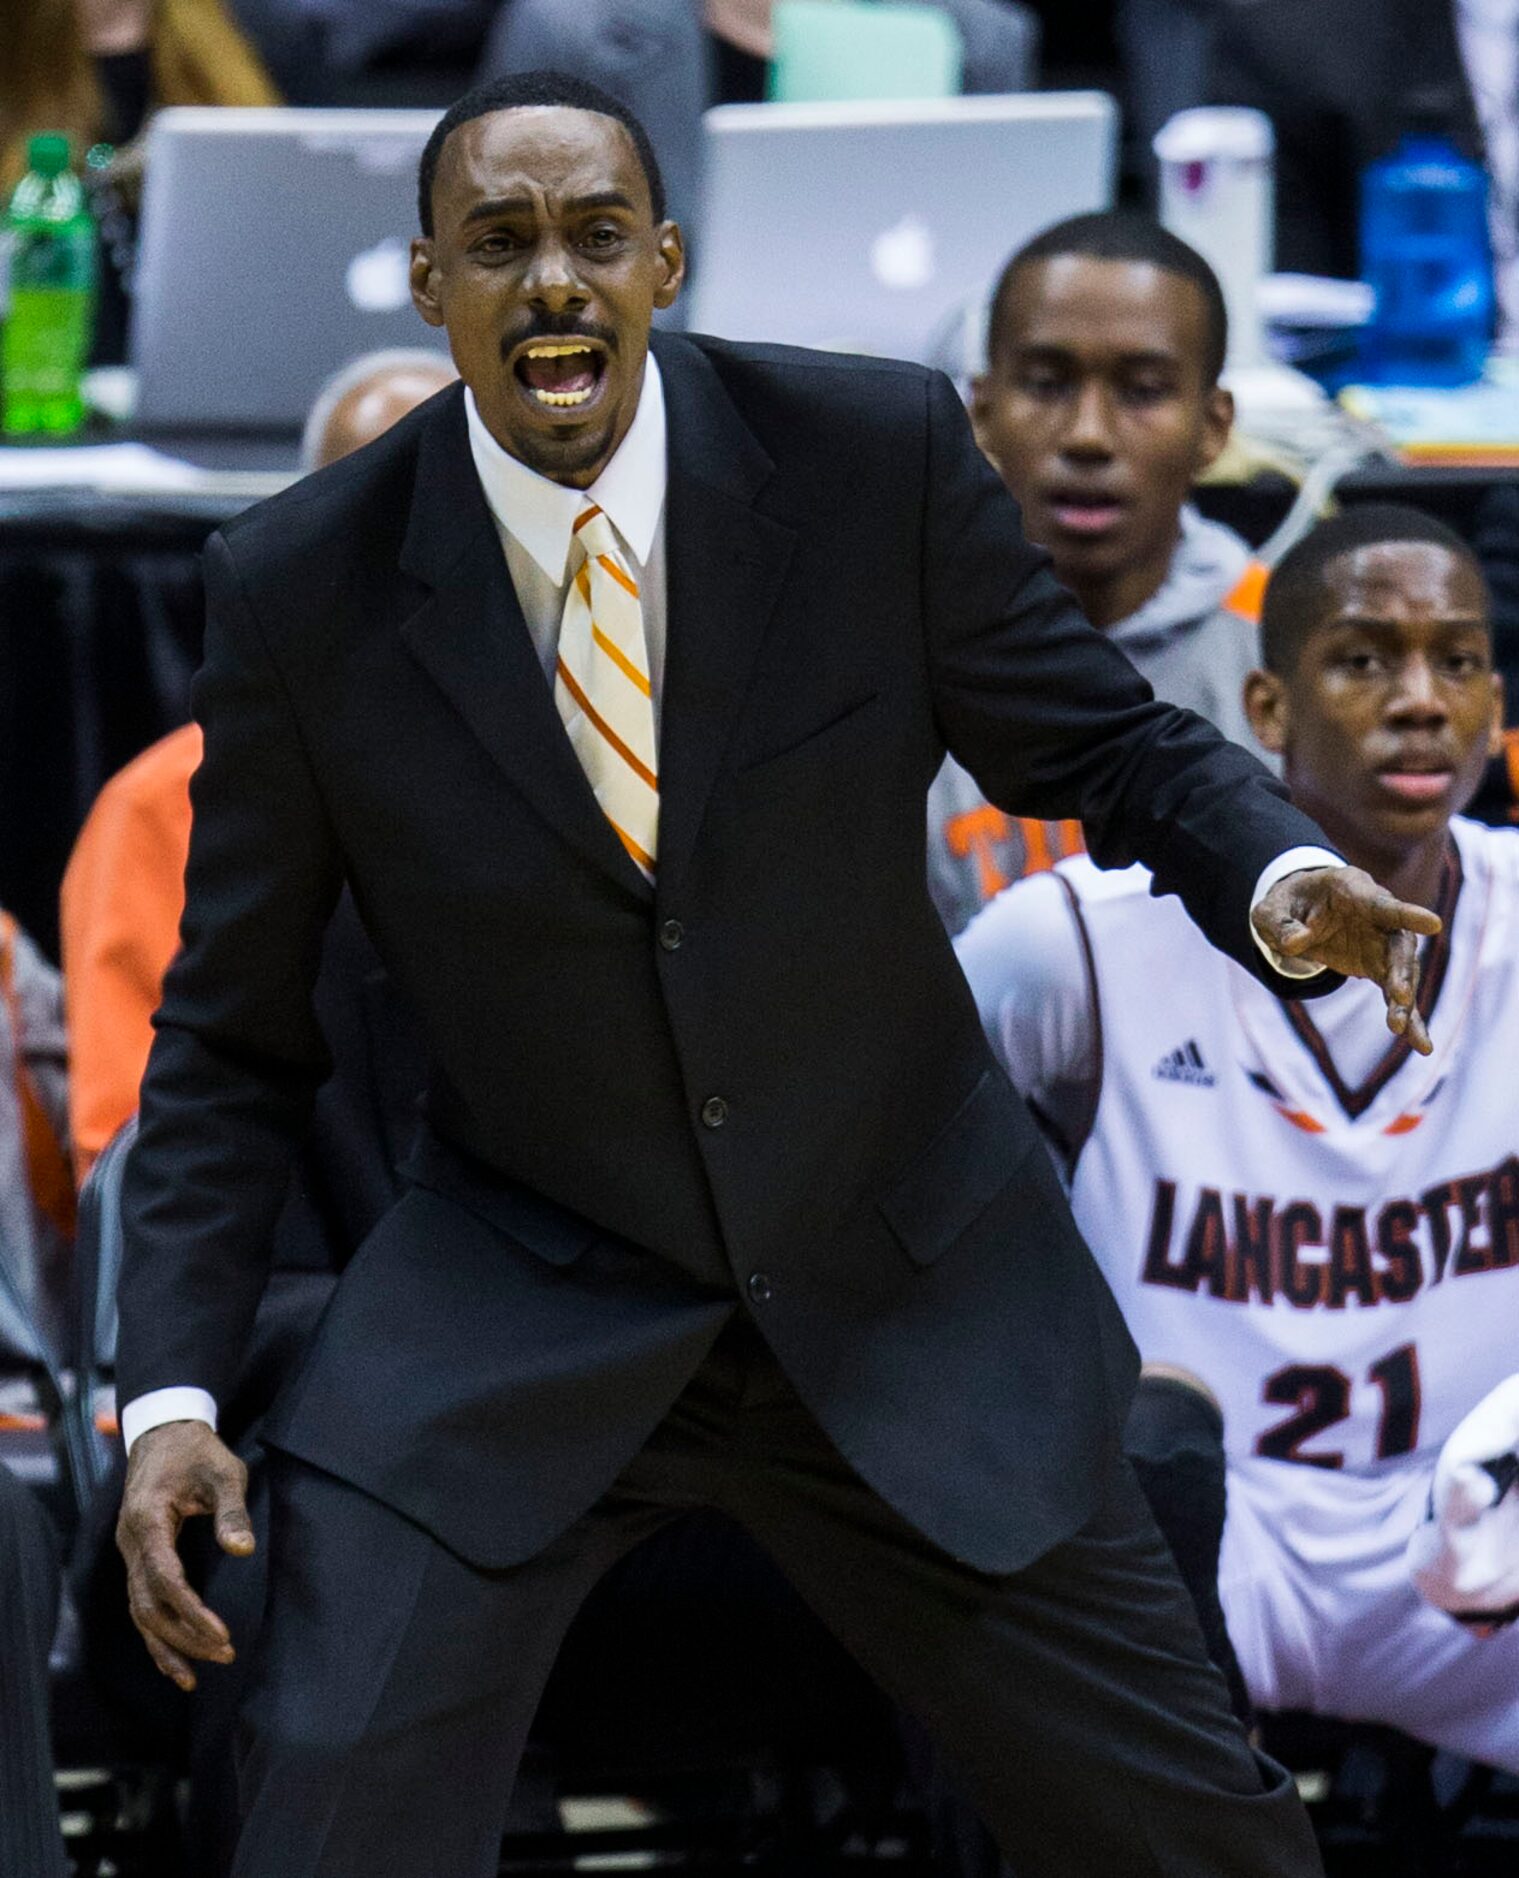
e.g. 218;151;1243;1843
133;108;449;430
689;93;1117;367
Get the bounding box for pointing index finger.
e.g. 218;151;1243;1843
1371;894;1443;938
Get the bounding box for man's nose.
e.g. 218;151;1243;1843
1061;382;1115;460
523;240;589;312
1388;655;1448;721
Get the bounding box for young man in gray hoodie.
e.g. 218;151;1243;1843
929;212;1269;932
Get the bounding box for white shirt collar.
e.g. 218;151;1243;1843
464;353;667;583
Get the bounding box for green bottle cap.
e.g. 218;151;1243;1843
26;134;73;178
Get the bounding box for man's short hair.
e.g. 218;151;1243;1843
1260;504;1487;673
987;210;1229;386
417;70;667;237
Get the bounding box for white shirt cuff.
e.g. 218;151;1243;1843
1249;846;1346;981
120;1386;219;1455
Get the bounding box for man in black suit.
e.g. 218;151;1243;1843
115;70;1441;1877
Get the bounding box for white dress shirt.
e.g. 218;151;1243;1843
464;354;670;723
119;357;1330;1452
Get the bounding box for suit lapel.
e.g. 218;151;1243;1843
395;347;797;901
653;334;796;891
397;388;651;897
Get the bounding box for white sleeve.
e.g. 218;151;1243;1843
1250;847;1346;980
120;1387;219;1455
954;871;1095;1113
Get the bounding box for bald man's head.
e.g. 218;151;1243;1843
302;350;458;471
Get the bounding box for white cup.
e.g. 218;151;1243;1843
1154;107;1275;370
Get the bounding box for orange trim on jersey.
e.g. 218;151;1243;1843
1223;560;1269;623
592;625;653;698
1384;1113;1424;1136
1274;1104;1326;1134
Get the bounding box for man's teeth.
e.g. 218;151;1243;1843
522;343;597;405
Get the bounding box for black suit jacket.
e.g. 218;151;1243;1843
1208;0;1480;279
119;333;1336;1574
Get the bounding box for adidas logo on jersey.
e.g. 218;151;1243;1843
1152;1040;1216;1088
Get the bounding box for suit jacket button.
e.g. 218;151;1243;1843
701;1095;728;1129
747;1272;772;1304
659;919;685;951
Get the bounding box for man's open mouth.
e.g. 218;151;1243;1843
512;341;609;410
1043;488;1127;537
1376;765;1455;803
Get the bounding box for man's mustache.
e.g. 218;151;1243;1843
502;318;619;359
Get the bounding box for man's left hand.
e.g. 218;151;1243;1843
1252;866;1442;1054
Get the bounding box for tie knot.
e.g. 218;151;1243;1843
572;502;619;562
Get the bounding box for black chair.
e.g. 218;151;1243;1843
0;1206;89;1538
72;1116;135;1496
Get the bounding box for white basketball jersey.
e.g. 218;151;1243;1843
1063;817;1519;1479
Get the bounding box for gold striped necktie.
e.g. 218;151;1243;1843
554;503;659;880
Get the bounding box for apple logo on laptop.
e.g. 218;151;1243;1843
870;216;936;292
346;237;412;313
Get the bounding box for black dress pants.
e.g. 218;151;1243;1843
233;1319;1324;1878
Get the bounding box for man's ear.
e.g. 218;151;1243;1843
969;373;996;461
1243;666;1288;757
411;238;444;327
1196;384;1234;475
1488;670;1506;760
653;221;686;310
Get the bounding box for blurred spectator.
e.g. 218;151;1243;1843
1205;0;1518;348
300;345;459;469
927;210;1266;933
0;0;281;359
0;913;73;1356
231;1;1037;236
60;349;455;1185
1114;0;1213;187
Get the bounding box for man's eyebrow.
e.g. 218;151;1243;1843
1010;342;1182;369
460;190;638;227
1325;612;1492;634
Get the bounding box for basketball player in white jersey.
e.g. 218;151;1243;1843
957;504;1519;1769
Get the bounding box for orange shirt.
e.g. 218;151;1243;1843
60;724;200;1184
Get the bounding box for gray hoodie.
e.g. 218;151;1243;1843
927;508;1272;935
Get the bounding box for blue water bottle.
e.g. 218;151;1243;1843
1359;114;1493;387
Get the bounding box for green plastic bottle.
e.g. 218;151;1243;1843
1;133;97;437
